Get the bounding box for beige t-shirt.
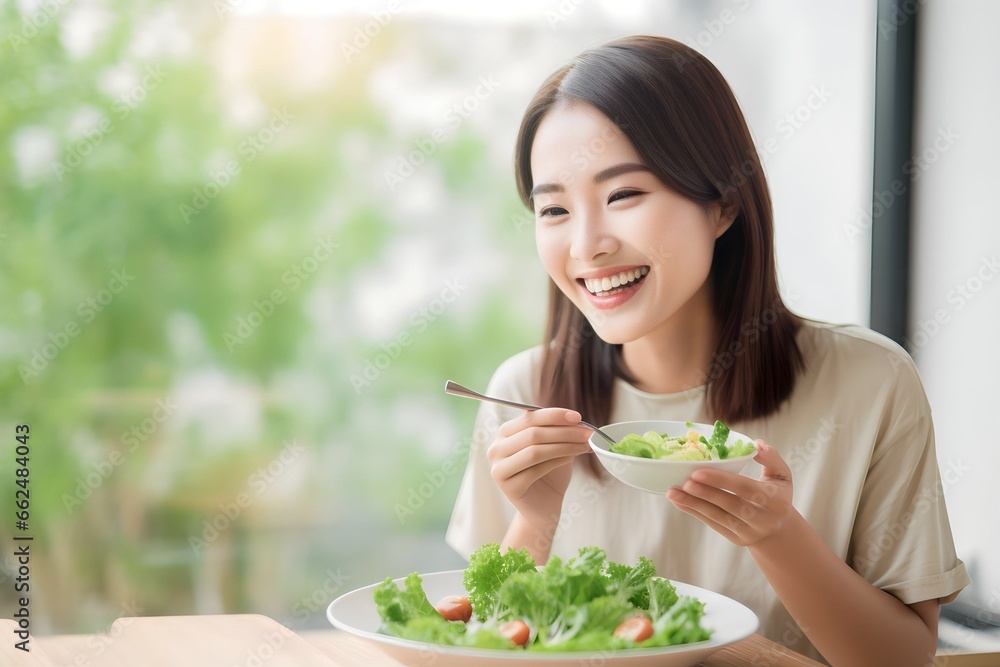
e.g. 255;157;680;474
446;320;970;662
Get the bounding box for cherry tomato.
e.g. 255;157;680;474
499;620;530;647
434;595;472;623
613;616;654;643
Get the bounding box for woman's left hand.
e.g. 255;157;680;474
666;440;795;547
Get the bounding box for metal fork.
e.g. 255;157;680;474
444;380;617;446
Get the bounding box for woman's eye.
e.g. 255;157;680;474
608;189;642;204
538;206;568;217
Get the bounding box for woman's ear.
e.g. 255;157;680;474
713;200;739;239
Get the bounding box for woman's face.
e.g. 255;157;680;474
530;102;733;346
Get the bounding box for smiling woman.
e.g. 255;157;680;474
517;36;802;429
446;36;970;665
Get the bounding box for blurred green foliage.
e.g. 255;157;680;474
0;1;543;633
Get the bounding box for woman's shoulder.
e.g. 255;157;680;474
797;319;915;370
794;318;928;412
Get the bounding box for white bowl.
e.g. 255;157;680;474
589;420;757;495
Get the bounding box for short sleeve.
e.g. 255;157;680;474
445;350;539;560
848;408;970;605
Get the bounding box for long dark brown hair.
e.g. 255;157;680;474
514;36;803;428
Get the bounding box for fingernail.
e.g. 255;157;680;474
566;411;581;422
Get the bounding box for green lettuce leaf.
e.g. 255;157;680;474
373;572;437;627
647;578;679;621
541;595;634;649
609;433;658;458
708;420;730;459
462;543;536;621
642;596;712;647
605;555;656;609
498;569;560;630
729;438;756;458
381;615;466;645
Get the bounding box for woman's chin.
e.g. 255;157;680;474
585;322;640;346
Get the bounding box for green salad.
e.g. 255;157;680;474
610;421;755;461
373;543;711;652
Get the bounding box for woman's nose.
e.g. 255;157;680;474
569;209;618;261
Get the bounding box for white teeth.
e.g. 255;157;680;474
582;267;648;295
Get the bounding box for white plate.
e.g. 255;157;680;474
327;570;758;667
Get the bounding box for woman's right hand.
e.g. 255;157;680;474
487;408;594;535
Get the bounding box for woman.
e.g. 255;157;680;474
446;36;968;665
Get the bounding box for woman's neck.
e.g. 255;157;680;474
619;284;718;395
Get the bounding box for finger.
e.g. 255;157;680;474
500;455;576;497
489;425;593;461
681;479;764;519
497;408;583;438
689;468;767;500
752;440;792;481
491;441;592;480
665;486;750;535
667;490;745;544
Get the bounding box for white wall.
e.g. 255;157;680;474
911;0;1000;610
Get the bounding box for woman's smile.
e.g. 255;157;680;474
577;265;650;309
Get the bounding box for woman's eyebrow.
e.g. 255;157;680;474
593;162;650;183
530;162;651;199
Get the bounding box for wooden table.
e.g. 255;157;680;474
6;615;998;666
3;615;825;666
305;628;828;666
